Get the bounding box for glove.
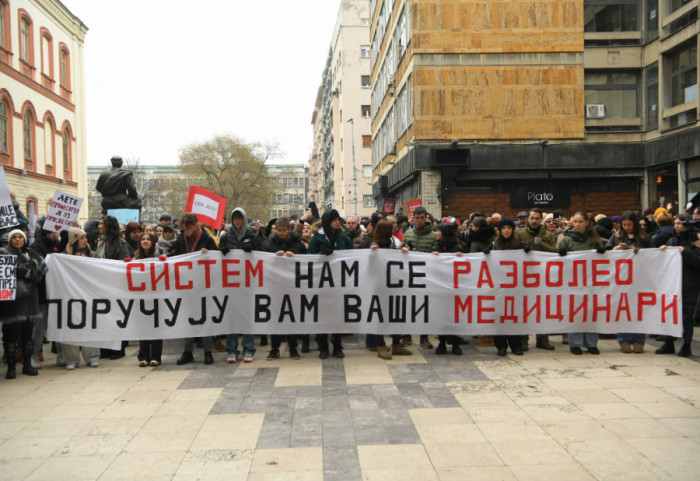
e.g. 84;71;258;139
323;248;334;255
523;246;531;253
558;249;567;257
159;255;167;261
123;258;132;263
220;246;230;256
242;245;253;253
483;246;491;255
596;246;606;254
633;247;640;255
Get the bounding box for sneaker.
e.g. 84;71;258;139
267;349;280;360
620;344;632;353
419;339;434;349
289;348;301;360
149;360;160;367
138;360;148;367
391;345;412;356
632;344;644;354
227;354;237;364
243;352;254;363
89;361;99;368
588;347;600;355
66;364;76;370
31;355;42;369
570;347;583;355
56;359;67;367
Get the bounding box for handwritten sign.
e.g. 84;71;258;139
0;166;18;230
44;191;83;232
186;186;226;229
0;254;17;301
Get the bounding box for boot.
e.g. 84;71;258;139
435;341;447;355
677;343;692;357
332;344;345;359
22;342;38;376
391;344;412;356
4;342;17;379
176;351;194;365
377;346;392;360
655;339;675;355
536;336;555;351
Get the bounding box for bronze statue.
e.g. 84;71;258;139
95;156;142;214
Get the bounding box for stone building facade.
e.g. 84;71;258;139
370;0;699;219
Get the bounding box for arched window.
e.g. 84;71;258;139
0;89;14;166
18;10;34;78
0;102;7;154
43;112;55;176
40;28;54;89
0;0;11;63
22;107;36;171
62;123;72;181
59;43;71;99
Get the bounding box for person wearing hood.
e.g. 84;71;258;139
124;221;143;257
593;216;614;244
0;230;46;378
464;216;496;253
557;211;606;355
219;207;263;363
264;217;307;360
157;225;176;256
308;209;353;358
173;213;219;366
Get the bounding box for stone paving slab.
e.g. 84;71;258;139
0;334;698;480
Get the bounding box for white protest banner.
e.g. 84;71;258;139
107;208;140;225
44;190;83;232
45;249;683;343
185;186;226;230
0;166;18;230
0;254;17;301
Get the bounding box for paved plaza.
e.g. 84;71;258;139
0;334;698;481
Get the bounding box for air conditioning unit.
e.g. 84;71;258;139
586;104;606;119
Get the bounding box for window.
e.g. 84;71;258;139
361;75;371;88
360;45;370;58
44;115;55;175
363;195;375;208
0;102;7;154
361;105;370;118
62;123;73;181
585;70;640;119
0;0;9;52
669;42;697;107
23;110;34;168
40;28;53;85
645;0;658;42
59;44;71;99
645;63;658;128
584;2;639;32
397;85;408;135
362;135;372;148
671;0;693;13
363;165;372;177
20;18;29;61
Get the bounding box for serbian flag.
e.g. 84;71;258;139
185;186;227;230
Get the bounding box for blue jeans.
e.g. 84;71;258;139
617;333;646;346
226;334;255;356
568;332;599;348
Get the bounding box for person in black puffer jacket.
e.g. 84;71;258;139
432;222;465;356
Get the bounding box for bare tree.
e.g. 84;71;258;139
179;135;277;221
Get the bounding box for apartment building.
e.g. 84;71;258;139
0;0;87;222
370;0;699;218
268;164;308;220
309;0;375;219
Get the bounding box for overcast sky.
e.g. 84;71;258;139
60;0;342;167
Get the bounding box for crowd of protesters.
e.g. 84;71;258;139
1;197;699;380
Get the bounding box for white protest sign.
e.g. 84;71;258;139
0;254;17;301
44;190;83;232
0;166;18;230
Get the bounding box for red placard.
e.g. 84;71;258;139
383;198;397;215
407;199;422;217
185;186;227;230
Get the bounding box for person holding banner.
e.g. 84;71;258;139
59;227;101;369
557;212;606;355
134;232;164;367
308;209;353;359
0;230;46;379
491;218;525;357
96;215;131;360
219;207;263;363
264;216;307;360
174;213;219;365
